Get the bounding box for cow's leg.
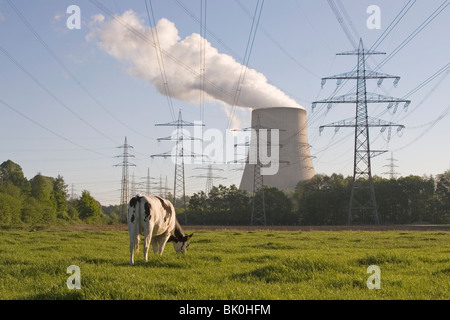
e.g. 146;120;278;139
129;233;136;266
143;226;153;262
151;237;159;255
135;234;140;254
129;219;140;265
157;232;172;255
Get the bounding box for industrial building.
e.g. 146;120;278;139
239;106;315;192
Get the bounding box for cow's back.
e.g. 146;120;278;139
146;195;176;236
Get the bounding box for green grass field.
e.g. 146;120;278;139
0;227;449;300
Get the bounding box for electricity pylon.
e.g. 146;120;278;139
313;39;410;225
383;152;399;179
141;168;158;195
153;174;171;198
233;116;287;226
114;136;135;222
151;110;204;224
191;165;226;195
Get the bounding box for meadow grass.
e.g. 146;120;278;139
0;228;448;300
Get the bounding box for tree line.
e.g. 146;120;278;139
185;172;450;225
294;173;449;225
0;160;117;226
1;159;449;226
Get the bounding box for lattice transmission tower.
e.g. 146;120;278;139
140;168;158;195
383;152;399;179
252;138;266;226
191;164;226;195
313;39;410;225
234;116;287;226
151;110;204;224
114;136;135;222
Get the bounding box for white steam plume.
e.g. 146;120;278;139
87;10;303;111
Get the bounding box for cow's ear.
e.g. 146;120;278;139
187;233;194;239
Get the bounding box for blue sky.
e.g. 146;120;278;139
1;0;449;205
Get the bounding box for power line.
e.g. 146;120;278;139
235;0;320;79
313;0;418;114
393;63;450;123
404;63;450;99
335;0;360;44
0;98;112;158
6;0;152;141
382;152;399;179
393;103;450;152
226;0;265;130
313;39;409;225
171;0;244;62
374;0;449;72
0;45;119;146
191;164;226;194
89;0;240;115
368;0;416;52
327;0;357;49
199;0;207;125
151;110;205;223
371;63;450;153
311;1;446;169
114;137;136;222
145;0;176;121
293;0;335;54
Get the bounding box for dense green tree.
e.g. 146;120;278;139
1;159;449;226
222;185;251;225
375;175;435;224
294;174;349;225
29;173;57;223
187;191;208;224
53;175;69;219
0;192;22;225
77;190;103;221
0;160;30;195
30;174;54;203
0;161;110;225
188;185;251;225
435;171;450;223
101;204;121;224
67;199;80;220
262;186;295;225
21;197;57;224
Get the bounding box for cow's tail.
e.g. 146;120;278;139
129;195;141;225
128;195;142;257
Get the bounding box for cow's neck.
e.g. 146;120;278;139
171;220;185;242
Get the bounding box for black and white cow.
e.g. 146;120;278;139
128;194;193;265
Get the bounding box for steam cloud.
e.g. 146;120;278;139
87;10;303;111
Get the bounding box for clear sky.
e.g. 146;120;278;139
1;0;449;205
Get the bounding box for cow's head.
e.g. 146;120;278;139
171;233;193;254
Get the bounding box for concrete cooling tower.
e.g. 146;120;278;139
239;107;315;192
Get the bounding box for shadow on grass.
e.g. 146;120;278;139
131;257;187;269
22;290;83;300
